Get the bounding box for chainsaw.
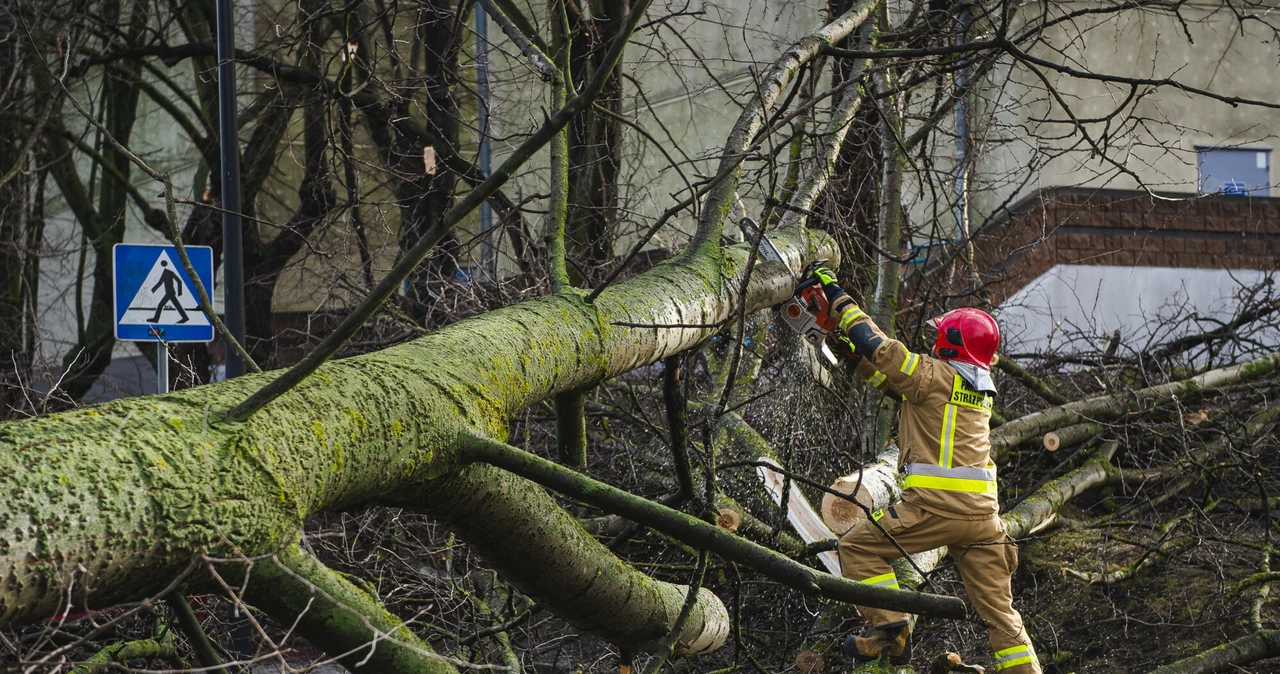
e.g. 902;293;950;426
781;259;840;347
739;217;854;364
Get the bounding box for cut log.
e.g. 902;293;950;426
1042;422;1101;452
821;446;900;534
716;508;742;533
755;458;841;574
795;650;826;672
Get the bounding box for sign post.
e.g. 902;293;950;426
113;244;216;393
216;0;246;379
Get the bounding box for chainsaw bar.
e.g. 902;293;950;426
740;217;838;365
739;217;793;276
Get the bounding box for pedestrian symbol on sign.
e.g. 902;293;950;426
114;244;215;342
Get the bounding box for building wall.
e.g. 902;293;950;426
976;188;1280;302
971;3;1280;222
974;188;1280;353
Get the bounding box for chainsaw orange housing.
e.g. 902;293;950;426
798;284;839;333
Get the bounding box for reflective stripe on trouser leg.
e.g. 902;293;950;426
839;522;912;628
858;571;900;590
994;644;1037;671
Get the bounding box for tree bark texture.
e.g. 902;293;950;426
244;543;459;673
1002;441;1120;539
459;435;966;619
1147;629;1280;674
566;0;629;283
0;227;833;632
68;634;179;674
407;462;728;654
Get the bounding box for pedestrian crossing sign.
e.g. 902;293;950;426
113;243;215;342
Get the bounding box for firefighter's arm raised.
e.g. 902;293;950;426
809;267;930;404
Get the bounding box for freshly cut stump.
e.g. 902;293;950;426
821;447;900;535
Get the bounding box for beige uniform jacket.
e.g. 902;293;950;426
843;310;998;520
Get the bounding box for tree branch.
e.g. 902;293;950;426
457;433;968;619
229;0;656;421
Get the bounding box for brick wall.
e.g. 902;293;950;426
974;188;1280;304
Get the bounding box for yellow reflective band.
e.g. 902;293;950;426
900;353;920;376
868;370;887;387
996;656;1035;670
839;307;867;331
871;508;885;521
903;474;998;494
950;375;993;412
994;645;1036;671
938;404;957;468
859;572;900;589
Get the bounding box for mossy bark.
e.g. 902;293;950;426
69;634;180;674
460;434;967;619
1147;629;1280;674
404;463;727;654
1001;442;1121;539
244;543;459;674
0;228;834;636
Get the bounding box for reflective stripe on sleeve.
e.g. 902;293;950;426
839;307;867;331
938;404;958;468
903;463;997;494
859;571;900;589
868;370;887;387
900;352;920;376
994;645;1037;670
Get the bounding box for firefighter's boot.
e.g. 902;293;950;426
842;621;912;665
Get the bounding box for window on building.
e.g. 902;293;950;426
1197;147;1271;196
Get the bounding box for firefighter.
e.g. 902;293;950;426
807;267;1041;674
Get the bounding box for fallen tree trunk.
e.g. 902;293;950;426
244;544;462;674
406;463;729;654
1147;629;1280;674
1002;441;1121;539
458;434;967;619
0;227;829;642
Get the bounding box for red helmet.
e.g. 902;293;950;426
931;308;1000;369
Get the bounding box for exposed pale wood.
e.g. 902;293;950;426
1042;422;1101;452
716;508;742;533
821;447;900;534
757;458;842;574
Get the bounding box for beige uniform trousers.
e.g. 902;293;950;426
839;502;1042;674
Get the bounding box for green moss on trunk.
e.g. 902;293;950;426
245;543;458;674
0;228;836;631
